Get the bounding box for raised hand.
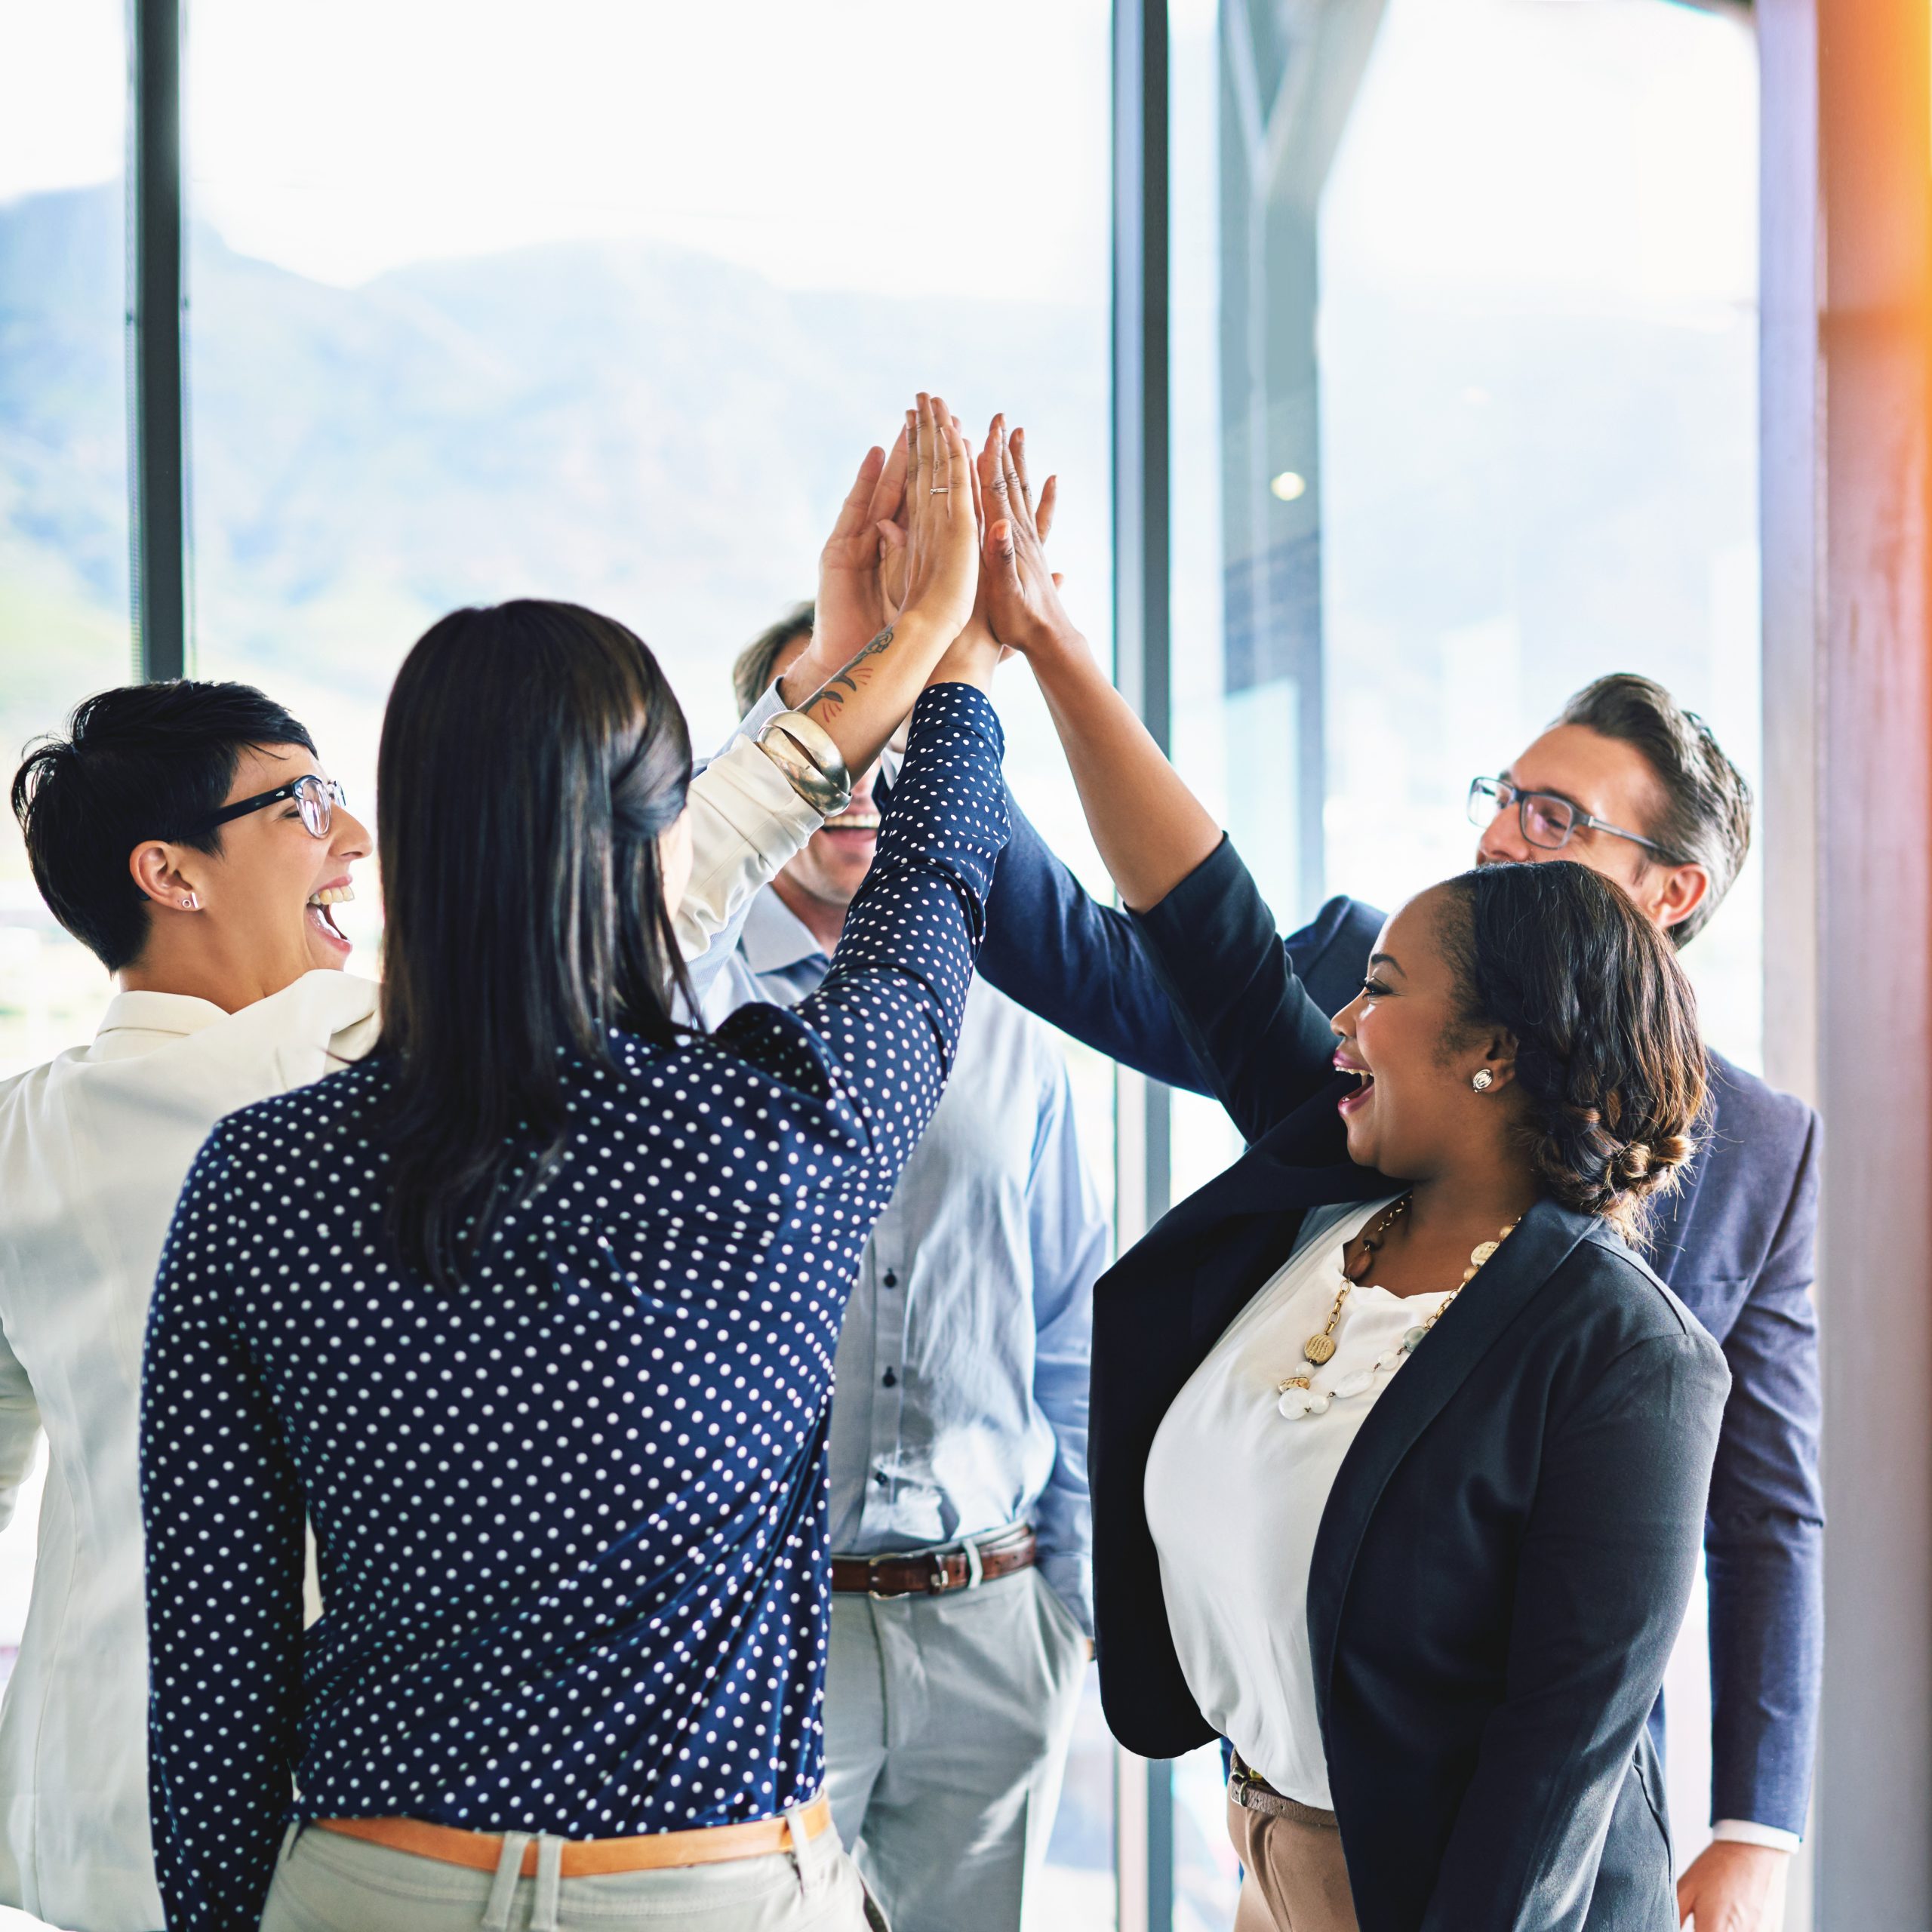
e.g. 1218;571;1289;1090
896;392;980;647
979;416;1075;660
777;432;910;710
928;408;1003;694
776;394;984;753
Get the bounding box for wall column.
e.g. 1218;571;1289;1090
1760;1;1932;1924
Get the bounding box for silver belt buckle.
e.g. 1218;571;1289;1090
862;1548;952;1600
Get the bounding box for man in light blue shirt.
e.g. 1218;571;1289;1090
709;609;1105;1932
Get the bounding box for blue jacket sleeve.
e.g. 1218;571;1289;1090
1704;1110;1824;1835
1129;837;1343;1146
974;786;1383;1100
974;788;1212;1092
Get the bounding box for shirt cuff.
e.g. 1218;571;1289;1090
708;680;789;764
673;732;822;968
1712;1820;1801;1853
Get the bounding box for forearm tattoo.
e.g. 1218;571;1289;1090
802;626;894;721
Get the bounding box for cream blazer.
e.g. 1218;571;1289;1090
0;736;817;1931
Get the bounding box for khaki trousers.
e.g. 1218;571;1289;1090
258;1814;888;1932
1226;1792;1359;1932
823;1566;1087;1932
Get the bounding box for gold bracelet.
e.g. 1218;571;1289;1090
755;711;853;817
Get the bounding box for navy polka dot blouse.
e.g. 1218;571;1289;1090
138;684;1008;1932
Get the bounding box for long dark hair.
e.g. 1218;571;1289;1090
374;600;695;1287
1437;862;1706;1244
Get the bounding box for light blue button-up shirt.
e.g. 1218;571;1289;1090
703;889;1106;1634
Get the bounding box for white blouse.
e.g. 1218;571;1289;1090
1143;1194;1447;1809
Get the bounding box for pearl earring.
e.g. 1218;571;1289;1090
1471;1069;1493;1092
180;894;198;911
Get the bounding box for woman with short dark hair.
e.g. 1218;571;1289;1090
977;421;1727;1932
138;398;1006;1932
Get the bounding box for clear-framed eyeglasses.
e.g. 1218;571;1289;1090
1466;775;1676;859
191;774;349;841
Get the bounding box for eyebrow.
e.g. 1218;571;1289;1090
1499;768;1591;817
1367;952;1406;977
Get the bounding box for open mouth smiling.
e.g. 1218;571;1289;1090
306;882;354;950
1334;1054;1375;1116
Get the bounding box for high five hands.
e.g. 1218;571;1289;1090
781;393;990;709
780;399;1073;720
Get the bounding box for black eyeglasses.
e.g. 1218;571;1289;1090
191;774;348;840
1466;775;1676;859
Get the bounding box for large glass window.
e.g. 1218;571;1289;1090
183;0;1118;1164
0;1;127;1087
185;4;1118;1915
0;0;1770;1911
0;0;130;1688
1170;0;1758;1900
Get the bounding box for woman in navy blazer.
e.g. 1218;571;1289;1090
973;424;1729;1930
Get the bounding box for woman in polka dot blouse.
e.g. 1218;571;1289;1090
138;399;1006;1931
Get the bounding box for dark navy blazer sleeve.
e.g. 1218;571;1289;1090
974;789;1207;1090
975;787;1371;1097
1128;837;1340;1146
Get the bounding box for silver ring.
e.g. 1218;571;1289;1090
930;487;950;495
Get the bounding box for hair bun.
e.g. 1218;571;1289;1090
1611;1141;1652;1183
1645;1131;1697;1174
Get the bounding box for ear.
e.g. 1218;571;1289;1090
1472;1029;1518;1095
1650;861;1711;936
129;840;207;913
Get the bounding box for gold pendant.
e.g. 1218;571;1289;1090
1469;1239;1501;1266
1303;1333;1337;1366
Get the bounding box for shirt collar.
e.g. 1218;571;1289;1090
741;890;831;977
95;987;233;1044
93;971;381;1052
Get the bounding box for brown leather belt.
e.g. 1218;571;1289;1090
316;1795;833;1876
831;1524;1037;1598
1227;1756;1340;1829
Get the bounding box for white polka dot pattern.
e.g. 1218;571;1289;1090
137;684;1008;1932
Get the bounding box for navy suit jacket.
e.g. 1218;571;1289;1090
977;795;1823;1836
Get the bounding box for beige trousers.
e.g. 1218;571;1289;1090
1226;1792;1359;1932
258;1814;888;1932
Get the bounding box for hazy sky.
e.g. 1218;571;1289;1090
0;0;1115;299
3;0;1748;310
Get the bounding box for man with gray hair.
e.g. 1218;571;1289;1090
977;671;1820;1932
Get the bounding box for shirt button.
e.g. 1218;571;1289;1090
881;1369;897;1388
882;1271;898;1288
874;1469;889;1487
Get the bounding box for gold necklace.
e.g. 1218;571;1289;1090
1275;1199;1523;1408
1277;1195;1410;1397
